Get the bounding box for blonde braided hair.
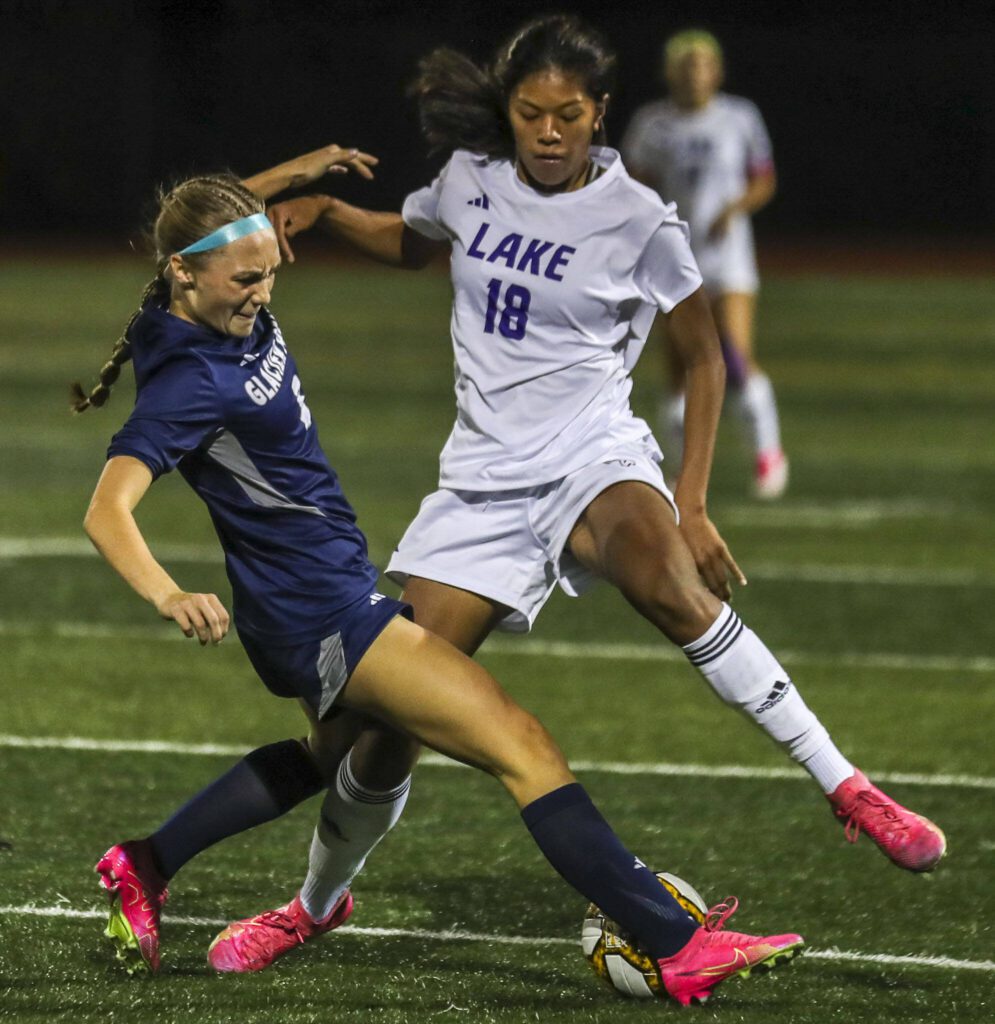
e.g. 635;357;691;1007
70;174;264;413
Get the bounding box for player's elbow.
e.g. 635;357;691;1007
400;227;445;270
83;495;124;547
82;499;106;544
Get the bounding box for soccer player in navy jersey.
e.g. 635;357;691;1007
74;159;802;1002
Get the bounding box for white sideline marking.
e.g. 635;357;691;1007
1;904;992;973
719;499;943;528
1;734;992;791
1;618;994;676
0;537;221;562
1;535;993;588
486;637;995;676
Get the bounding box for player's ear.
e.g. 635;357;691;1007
169;254;196;290
594;93;610;132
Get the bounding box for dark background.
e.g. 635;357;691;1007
2;0;992;242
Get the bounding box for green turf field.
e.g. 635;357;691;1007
1;259;992;1023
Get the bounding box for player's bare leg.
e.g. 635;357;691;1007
342;616;571;805
712;291;787;498
401;576;506;655
568;480;944;870
569;480;718;644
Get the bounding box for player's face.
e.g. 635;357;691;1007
171;231;280;337
508;68;606;193
668;47;722;108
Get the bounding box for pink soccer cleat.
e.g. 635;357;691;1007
208;890;353;973
95;839;169;974
754;449;789;500
657;898;803;1007
828;769;946;872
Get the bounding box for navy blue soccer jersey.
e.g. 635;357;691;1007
107;302;379;643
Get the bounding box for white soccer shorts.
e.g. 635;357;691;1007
386;437;677;632
694;227;759;296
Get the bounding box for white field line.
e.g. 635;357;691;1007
1;618;994;676
1;904;992;973
485;638;995;676
1;733;992;791
1;535;992;588
718;500;929;528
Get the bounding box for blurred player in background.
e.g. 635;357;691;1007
622;30;787;499
197;13;944;973
73;163;803;1002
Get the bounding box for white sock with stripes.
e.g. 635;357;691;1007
299;751;411;922
682;604;854;793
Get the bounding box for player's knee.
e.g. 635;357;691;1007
624;565;716;645
350;726;421;791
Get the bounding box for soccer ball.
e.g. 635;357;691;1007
581;872;708;999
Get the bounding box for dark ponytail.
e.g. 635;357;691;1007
411;48;510;159
412;15;616;159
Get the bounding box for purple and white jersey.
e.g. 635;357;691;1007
622;93;773;254
402;147;702;490
108;303;379;643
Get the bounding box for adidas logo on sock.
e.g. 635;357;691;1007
466;193;490;209
755;680;792;714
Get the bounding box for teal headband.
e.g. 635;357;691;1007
178;213;272;255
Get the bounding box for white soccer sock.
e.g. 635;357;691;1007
658;391;686;468
683;604;853;793
734;372;782;456
299;751;411;922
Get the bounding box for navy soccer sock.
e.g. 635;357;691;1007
521;783;698;959
148;739;324;880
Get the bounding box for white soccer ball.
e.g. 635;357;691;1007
581;872;708;999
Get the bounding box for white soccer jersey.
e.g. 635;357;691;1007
402;147;702;490
621;93;773;275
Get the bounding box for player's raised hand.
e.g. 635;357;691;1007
243;145;379;203
267;195;332;263
155;591;230;645
678;510;746;601
281;144;379;188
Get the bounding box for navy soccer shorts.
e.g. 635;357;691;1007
239;592;413;719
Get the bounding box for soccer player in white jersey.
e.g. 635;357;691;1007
622;30;787;499
203;14;945;974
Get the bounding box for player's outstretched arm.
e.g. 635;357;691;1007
243;144;378;201
84;456;230;645
268;195;446;269
665;288;746;598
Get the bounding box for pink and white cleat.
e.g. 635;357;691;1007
208;891;353;973
95;839;168;974
828;769;946;872
657;898;803;1007
754;449;789;500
